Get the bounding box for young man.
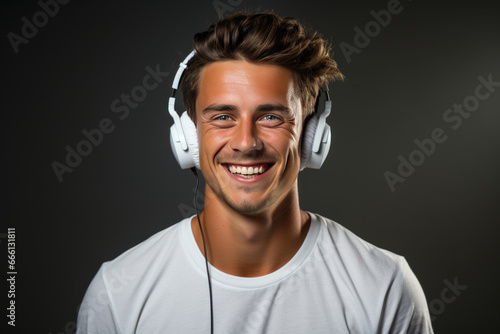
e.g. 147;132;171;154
77;12;433;333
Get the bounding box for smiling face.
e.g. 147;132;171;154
195;60;304;215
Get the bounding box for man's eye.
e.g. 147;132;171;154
260;115;283;125
214;115;231;121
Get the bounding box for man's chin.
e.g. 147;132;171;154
204;180;279;215
221;194;276;216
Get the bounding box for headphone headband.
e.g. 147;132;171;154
168;51;196;153
171;51;196;92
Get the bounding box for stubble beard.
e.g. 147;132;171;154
205;181;281;216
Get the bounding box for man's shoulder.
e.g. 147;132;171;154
100;217;191;280
311;213;433;333
78;217;195;332
312;213;407;279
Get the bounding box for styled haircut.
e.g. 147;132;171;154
182;12;344;121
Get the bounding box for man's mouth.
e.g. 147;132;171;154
224;163;272;178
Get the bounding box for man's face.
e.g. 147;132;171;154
195;60;303;214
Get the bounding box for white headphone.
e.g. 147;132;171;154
168;51;333;171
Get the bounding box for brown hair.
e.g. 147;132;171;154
181;12;344;120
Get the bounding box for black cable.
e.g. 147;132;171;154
191;167;214;334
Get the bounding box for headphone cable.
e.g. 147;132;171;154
191;167;214;334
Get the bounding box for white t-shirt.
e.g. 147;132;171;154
77;213;433;333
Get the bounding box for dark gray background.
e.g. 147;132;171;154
3;0;499;332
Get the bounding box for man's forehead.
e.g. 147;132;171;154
200;60;293;82
197;60;298;106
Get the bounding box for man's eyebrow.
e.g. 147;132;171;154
201;103;291;114
201;104;237;114
256;104;291;113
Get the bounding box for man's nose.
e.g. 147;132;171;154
229;117;263;154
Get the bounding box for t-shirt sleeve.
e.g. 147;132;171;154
76;265;120;334
384;257;434;334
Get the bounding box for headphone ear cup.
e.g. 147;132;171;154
180;111;200;169
169;124;192;169
300;115;319;170
309;123;331;169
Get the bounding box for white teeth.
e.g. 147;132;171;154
228;164;268;176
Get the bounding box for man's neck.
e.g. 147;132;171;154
191;183;310;277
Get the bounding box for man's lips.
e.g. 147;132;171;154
223;163;273;177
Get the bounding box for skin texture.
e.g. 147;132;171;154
191;61;311;277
